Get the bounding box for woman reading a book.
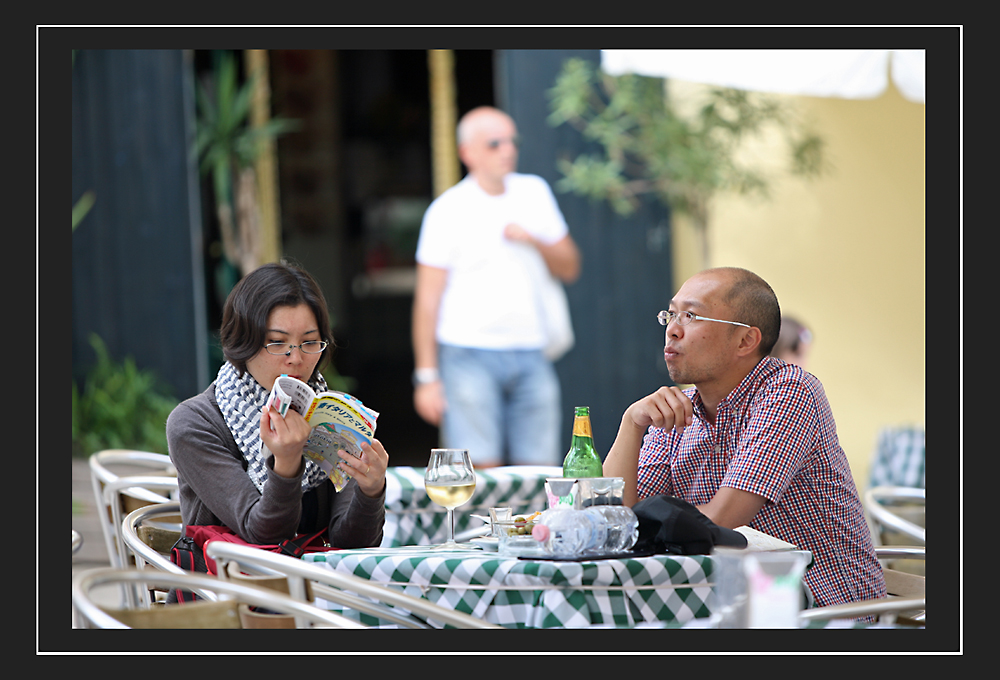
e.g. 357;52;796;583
166;261;388;547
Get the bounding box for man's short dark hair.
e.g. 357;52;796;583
219;260;335;381
717;267;782;357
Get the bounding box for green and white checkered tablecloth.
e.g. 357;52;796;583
381;466;559;548
303;546;715;628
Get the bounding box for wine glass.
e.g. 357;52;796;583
423;449;477;550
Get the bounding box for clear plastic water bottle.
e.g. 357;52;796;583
577;507;607;553
531;506;607;557
582;505;639;553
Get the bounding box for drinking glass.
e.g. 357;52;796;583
423;449;476;549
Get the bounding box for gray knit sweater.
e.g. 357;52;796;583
165;383;385;547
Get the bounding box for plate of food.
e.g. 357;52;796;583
494;511;545;557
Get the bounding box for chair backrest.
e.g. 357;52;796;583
89;449;178;568
121;501;184;572
104;476;180;573
224;562;314;629
865;485;925;545
206;541;503;629
121;501;205;608
72;567;367;629
883;568;925;600
876;545;925;624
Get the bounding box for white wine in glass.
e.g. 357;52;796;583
423;449;476;549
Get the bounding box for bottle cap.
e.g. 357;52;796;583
531;524;549;542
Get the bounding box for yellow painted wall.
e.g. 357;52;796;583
669;80;925;489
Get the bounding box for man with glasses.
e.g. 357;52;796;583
412;106;581;467
603;267;886;611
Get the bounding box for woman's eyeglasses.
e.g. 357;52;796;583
263;341;329;356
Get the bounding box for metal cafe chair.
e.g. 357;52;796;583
874;545;925;625
121;502;185;575
798;596;925;626
88;449;178;568
121;503;353;629
72;567;365;629
799;545;925;626
122;501;316;629
71;528;84;627
206;541;503;629
126;504;500;629
103;476;180;577
865;485;925;546
120;501;215;608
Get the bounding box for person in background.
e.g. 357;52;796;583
770;315;813;370
411;106;581;468
602;266;885;611
167;261;387;548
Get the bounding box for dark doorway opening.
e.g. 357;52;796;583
270;49;496;468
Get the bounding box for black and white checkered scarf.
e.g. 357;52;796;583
214;361;329;493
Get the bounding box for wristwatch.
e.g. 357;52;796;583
412;367;440;386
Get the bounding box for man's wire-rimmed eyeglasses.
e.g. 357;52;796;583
658;310;751;329
264;341;329;356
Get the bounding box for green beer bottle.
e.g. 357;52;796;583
562;406;604;478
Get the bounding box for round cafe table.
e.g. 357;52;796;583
304;544;715;629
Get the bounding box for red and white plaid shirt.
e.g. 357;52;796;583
637;356;887;609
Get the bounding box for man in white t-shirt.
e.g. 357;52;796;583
412;106;581;467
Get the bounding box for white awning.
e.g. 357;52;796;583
600;50;925;104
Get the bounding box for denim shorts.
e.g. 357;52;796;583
438;344;562;467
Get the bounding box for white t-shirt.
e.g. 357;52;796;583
415;172;570;350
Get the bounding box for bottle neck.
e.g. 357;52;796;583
572;415;593;439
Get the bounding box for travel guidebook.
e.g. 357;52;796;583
264;375;379;492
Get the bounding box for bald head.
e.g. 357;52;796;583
700;267;782;357
456;106;519;193
457;106;514;146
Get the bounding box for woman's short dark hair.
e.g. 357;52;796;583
219;260;335;381
717;267;782;358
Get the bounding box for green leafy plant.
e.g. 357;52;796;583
72;190;95;231
72;334;180;458
193;50;300;277
547;58;828;266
